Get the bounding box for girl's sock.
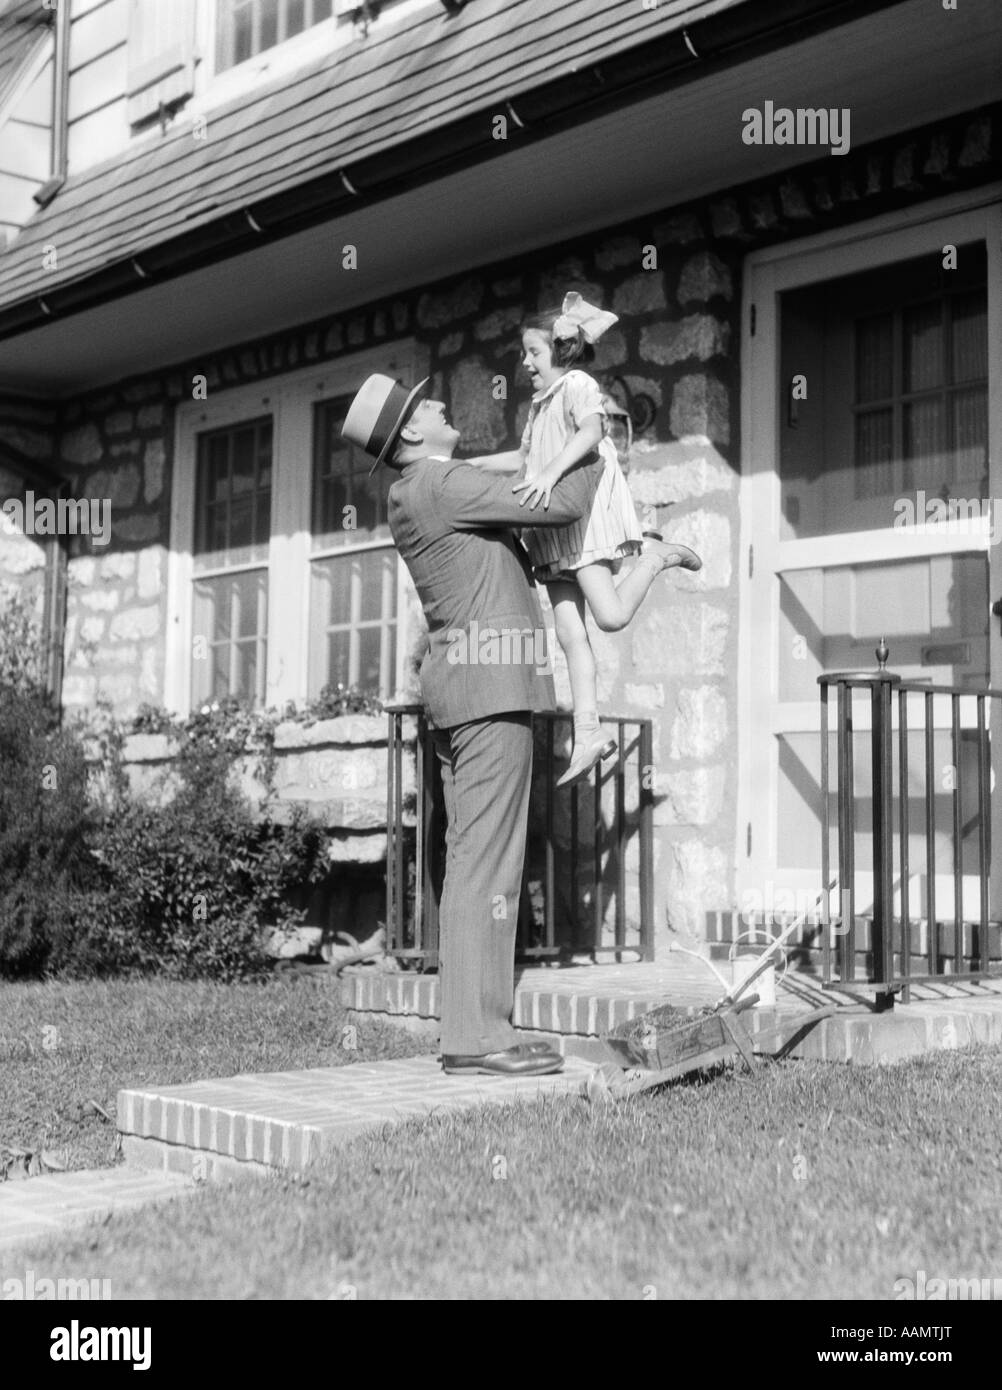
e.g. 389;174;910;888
573;710;600;744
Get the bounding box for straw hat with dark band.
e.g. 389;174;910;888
340;373;430;477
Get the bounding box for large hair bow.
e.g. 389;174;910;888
552;292;618;344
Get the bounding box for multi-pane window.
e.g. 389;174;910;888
854;287;988;500
191;418;272;705
309;396;398;699
778;245;988;540
217;0;334;71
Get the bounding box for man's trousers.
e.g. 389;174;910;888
431;711;533;1056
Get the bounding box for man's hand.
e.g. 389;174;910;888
512;463;564;511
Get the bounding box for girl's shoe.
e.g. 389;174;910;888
641;530;702;573
557;729;618;787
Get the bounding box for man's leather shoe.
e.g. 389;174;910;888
442;1043;564;1076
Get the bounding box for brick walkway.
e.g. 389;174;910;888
0;1168;193;1253
119;1053;596;1180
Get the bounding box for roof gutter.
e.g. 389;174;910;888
0;0;910;344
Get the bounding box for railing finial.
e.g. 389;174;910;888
876;638;889;670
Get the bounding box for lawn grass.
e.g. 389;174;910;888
3;1039;1000;1299
0;974;431;1171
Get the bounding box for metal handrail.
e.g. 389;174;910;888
384;705;655;965
819;642;1001;1004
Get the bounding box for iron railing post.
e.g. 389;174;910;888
639;717;654;962
820;681;831;984
870;650;899;1008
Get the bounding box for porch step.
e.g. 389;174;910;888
342;961;1002;1065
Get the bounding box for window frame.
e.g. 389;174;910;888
167;339;427;716
189;0;424;120
215;0;336;76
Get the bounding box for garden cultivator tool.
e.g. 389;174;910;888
583;882;838;1102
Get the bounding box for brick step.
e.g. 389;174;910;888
343;962;1002;1064
118;1055;594;1183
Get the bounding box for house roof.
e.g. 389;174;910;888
0;0;49;113
0;0;748;314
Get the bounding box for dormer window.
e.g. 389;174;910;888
217;0;334;72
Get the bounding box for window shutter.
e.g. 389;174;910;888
126;0;197;127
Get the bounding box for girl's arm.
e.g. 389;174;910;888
512;414;603;510
464;449;525;473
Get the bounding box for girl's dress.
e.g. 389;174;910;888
519;369;643;582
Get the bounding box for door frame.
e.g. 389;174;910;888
736;183;1002;915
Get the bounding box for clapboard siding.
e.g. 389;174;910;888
66;0;130;170
71;0;130;73
0;118;51;181
68;45;128;125
15;56;55;128
68;99;131;175
74;0;116;20
0;44;52;239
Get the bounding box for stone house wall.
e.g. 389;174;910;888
0;103;995;951
0;396;58;614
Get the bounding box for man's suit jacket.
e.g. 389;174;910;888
388;454;604;729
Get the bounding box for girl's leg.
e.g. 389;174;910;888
576;540;703;634
575;556;662;633
549;580;597;718
548;580;616;786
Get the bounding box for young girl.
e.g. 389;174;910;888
470;293;702;785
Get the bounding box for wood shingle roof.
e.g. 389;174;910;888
0;0;746;311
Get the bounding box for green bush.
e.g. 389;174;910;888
0;591;101;976
69;699;330;981
80;787;329;982
0;587;330;978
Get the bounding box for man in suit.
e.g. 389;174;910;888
342;374;665;1076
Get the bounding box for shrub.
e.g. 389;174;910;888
0;592;350;980
80;787;329;982
301;682;383;721
0;599;100;976
0;654;329;978
73;700;331;981
0;583;48;697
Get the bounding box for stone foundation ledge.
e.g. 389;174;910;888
84;713;419;849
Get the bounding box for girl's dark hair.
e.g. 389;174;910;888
521;307;596;368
